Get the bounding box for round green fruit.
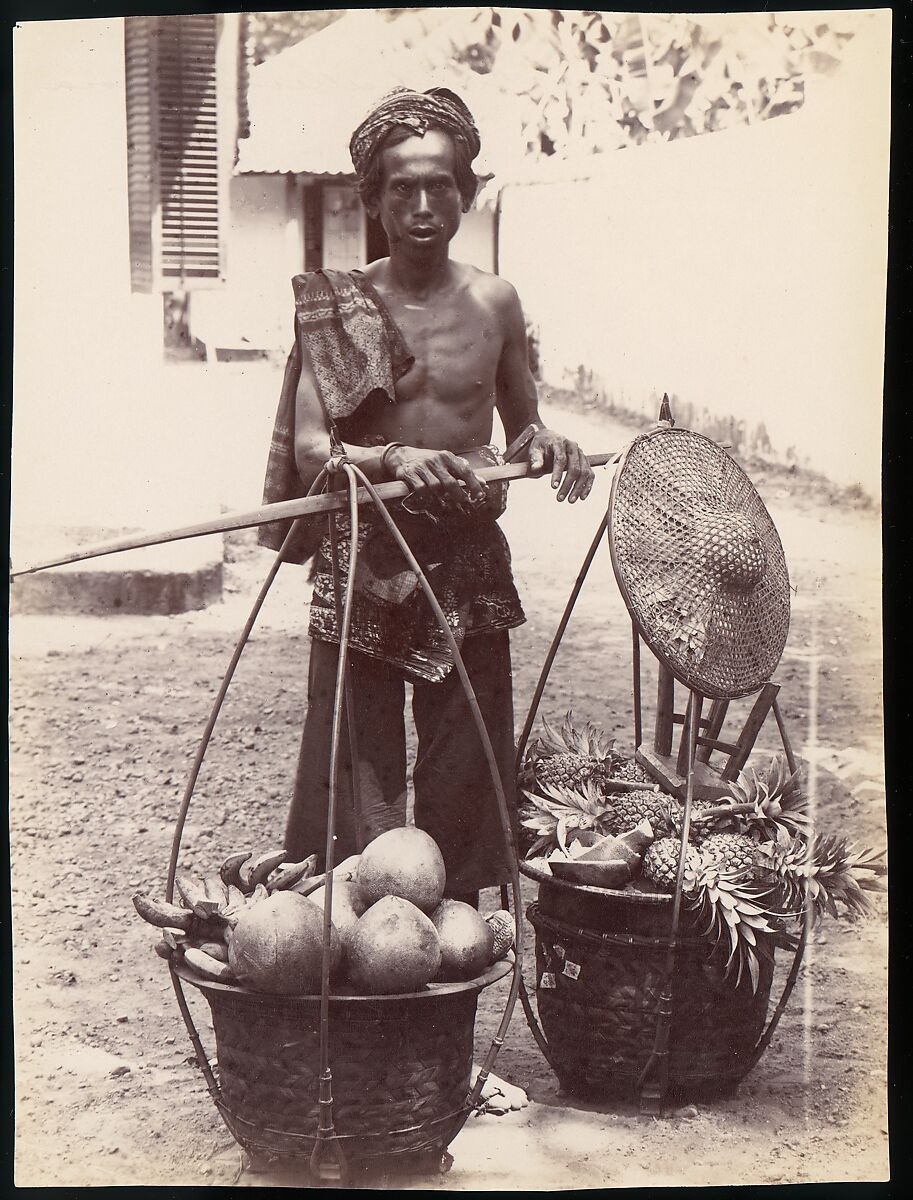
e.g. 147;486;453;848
431;900;495;981
347;896;442;994
227;891;340;994
356;826;446;914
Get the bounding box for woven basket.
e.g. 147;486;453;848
521;864;774;1101
174;958;511;1171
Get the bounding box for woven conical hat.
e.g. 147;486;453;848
608;427;790;700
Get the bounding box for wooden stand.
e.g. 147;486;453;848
632;639;797;801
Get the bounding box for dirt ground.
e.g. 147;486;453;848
8;403;888;1188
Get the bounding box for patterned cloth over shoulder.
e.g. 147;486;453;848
257;269;413;562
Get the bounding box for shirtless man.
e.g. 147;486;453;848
293;110;593;508
269;85;591;966
261;87;594;1113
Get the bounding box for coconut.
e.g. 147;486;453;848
347;896;442;994
227;891;340;994
356;826;446;914
431;900;495;981
306;880;369;952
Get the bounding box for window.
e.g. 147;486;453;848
125;14;228;291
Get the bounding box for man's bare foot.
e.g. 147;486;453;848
469;1065;529;1114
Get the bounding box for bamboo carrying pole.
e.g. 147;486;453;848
10;455;616;578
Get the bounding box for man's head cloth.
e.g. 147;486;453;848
349;86;481;211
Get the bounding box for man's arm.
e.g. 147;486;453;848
293;339;392;488
494;281;594;503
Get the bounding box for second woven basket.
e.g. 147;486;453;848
522;866;775;1101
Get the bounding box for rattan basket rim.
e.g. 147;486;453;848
519;859;671;904
173;954;513;1001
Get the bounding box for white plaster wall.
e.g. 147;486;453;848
191;173;303;353
498;20;890;498
451;205;495;274
11;18;219;540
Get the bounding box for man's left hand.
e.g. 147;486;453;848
528;429;594;503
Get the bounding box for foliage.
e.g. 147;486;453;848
248;9;344;66
249;9;871;154
406;8;873;157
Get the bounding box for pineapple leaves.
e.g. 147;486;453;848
539;714;566;753
715;889;741;913
729;774;754;807
525;833;556;859
685;865;779;995
726;755;811;842
747;944;761;993
518;770;617;859
757;830;886;923
724;918;739;968
700;906;719;940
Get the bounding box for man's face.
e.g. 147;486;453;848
369;129;464;256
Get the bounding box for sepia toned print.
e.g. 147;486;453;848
10;8;889;1188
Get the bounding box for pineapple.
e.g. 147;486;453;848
538;753;599;791
642;837;702;891
611;758;653;785
528;713;620;792
755;831;886;921
699;832;758;878
519;779;614;859
605;790;673;838
669;796;735;844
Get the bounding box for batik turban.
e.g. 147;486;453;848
349;86;481;182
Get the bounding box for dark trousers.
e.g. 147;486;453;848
285;630;518;895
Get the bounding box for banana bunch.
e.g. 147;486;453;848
132;847;318;983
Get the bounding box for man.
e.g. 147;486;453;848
261;87;593;910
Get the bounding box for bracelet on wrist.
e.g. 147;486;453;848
380;442;406;478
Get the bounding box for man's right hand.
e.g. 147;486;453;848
384;446;489;509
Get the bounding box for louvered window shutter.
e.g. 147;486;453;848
125;14;226;292
125;16;158;293
158;14;222;284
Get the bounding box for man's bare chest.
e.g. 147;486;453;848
387;297;503;394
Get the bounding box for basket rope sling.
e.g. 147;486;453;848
163;456;527;1184
510;403;809;1115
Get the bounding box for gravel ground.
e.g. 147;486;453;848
9;404;888;1188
